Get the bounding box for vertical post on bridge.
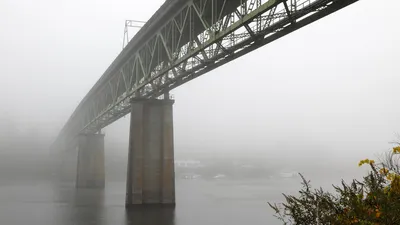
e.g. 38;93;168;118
125;97;175;207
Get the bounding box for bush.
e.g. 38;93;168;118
268;145;400;225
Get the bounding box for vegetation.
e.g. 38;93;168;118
268;144;400;225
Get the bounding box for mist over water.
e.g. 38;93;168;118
0;127;372;225
1;0;400;224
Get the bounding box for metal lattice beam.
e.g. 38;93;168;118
53;0;359;148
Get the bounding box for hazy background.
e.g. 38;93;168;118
0;0;399;224
0;0;399;182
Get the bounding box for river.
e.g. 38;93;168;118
0;177;307;225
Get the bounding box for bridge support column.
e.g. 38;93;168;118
76;133;105;189
126;99;175;207
59;148;78;184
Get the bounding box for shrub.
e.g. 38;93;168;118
268;145;400;225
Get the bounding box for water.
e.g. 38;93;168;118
0;178;303;225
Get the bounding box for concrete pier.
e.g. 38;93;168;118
76;133;105;188
126;98;175;207
59;148;78;183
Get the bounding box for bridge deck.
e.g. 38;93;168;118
54;0;359;148
75;0;243;120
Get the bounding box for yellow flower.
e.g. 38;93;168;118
358;159;374;166
376;211;381;218
379;168;389;175
393;146;400;154
359;159;367;166
387;173;396;181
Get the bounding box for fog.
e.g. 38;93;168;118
0;0;399;215
0;0;399;224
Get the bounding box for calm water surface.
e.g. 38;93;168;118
0;178;307;225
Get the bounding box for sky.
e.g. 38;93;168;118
0;0;399;167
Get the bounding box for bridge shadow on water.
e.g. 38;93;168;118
125;206;176;225
52;185;105;225
52;183;175;225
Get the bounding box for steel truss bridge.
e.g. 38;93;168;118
54;0;358;147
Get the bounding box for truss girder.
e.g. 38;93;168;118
54;0;359;146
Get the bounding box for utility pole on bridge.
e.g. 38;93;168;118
123;20;145;49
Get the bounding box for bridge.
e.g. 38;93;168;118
53;0;359;207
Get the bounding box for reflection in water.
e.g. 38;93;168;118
0;179;282;225
71;188;105;225
53;184;106;225
52;183;175;225
125;206;175;225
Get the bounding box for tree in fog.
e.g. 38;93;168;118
269;144;400;224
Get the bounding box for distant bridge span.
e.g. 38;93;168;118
54;0;359;206
54;0;358;146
